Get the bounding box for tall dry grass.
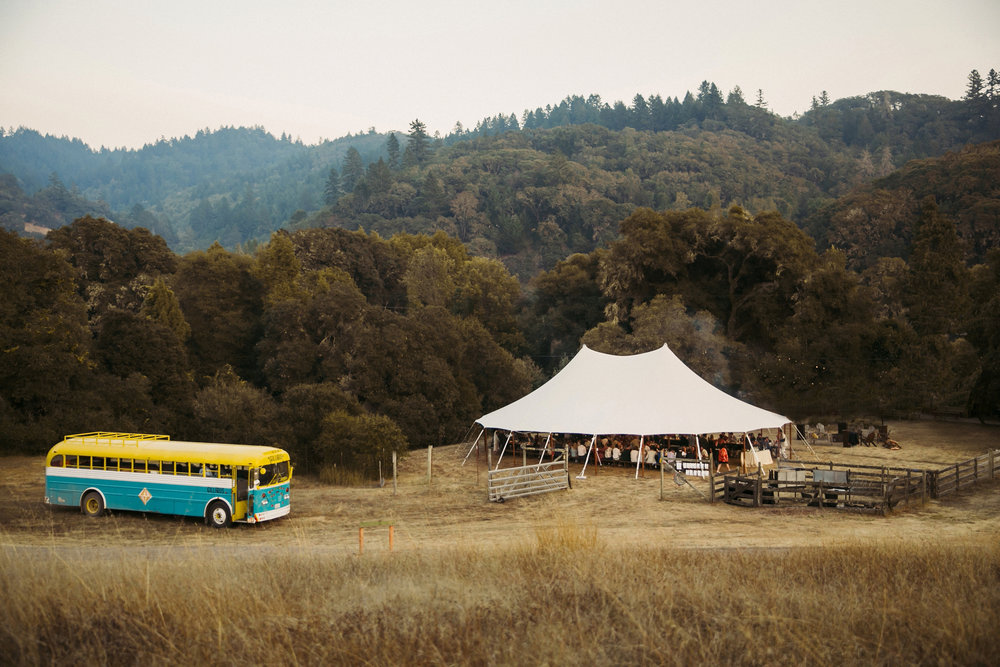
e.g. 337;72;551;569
2;524;998;665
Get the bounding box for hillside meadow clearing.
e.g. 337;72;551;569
1;420;998;665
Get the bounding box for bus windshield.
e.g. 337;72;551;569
257;460;290;487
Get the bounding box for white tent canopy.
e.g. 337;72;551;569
476;344;789;436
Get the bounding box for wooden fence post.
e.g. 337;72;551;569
709;463;715;504
487;446;493;501
564;446;571;489
427;445;433;485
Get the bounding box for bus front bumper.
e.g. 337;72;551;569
245;504;290;523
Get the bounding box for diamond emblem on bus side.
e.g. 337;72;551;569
138;488;152;505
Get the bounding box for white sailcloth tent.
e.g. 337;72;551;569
476;344;789;436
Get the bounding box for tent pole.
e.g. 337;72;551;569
793;424;819;458
695;434;703;479
539;433;552;464
462;428;484;466
635;435;645;479
577;434;597;479
494;431;513;470
746;433;761;468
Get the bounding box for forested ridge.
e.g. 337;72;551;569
2;73;999;475
3;74;999;268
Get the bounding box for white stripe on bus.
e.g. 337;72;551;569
46;467;235;489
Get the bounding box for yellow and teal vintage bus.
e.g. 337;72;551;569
45;432;291;527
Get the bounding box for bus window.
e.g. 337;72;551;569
205;464;219;478
258;461;290;487
119;459;132;473
65;455;78;468
161;461;175;474
220;465;232;478
79;456;91;469
190;463;203;476
92;457;105;470
134;460;147;473
148;461;159;473
50;455;63;467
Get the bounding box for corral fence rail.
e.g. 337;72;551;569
713;449;999;514
930;449;999;498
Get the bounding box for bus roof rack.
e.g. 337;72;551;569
65;432;171;443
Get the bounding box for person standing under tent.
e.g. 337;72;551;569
716;443;731;474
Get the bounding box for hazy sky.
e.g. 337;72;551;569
2;0;998;150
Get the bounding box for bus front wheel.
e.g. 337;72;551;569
206;501;231;528
81;491;104;518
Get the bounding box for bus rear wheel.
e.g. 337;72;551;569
206;501;231;528
81;491;105;518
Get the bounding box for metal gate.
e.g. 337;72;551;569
487;461;570;502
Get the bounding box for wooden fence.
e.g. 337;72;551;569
930;449;998;497
487;460;570;502
714;449;999;514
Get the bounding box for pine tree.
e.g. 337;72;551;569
341;147;363;192
324;167;341;206
965;69;984;102
403;119;431;167
385;133;400;170
988;69;999;103
754;89;767;109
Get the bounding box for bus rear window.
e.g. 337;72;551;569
50;455;63;467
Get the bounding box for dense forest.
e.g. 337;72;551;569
2;72;999;476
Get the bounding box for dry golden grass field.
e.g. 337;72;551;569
1;420;999;665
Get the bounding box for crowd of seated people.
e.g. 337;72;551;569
494;430;784;471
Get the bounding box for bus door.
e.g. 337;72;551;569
234;466;250;520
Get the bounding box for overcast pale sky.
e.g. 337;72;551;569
2;0;998;150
